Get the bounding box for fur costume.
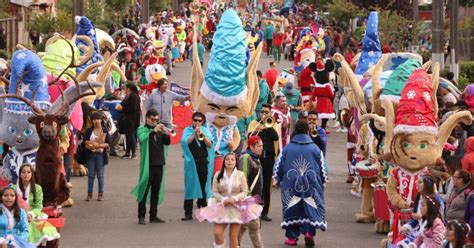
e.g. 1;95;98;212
382;67;471;245
190;9;261;168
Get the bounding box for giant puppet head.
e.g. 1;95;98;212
190;9;261;128
74;16;103;74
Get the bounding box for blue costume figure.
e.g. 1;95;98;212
74;16;103;74
273;124;328;246
355;12;382;76
0;49;50;183
180;123;215;219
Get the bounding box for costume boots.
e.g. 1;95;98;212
355;186;375;223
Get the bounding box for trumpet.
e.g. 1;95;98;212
310;129;319;138
249;116;275;136
197;131;205;141
160;126;177;136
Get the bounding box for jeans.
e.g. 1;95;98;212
272;45;282;62
125;130;137;155
266;39;273;56
87;153;105;193
63;154;71;182
138;166;163;218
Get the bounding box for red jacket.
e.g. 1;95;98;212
299;66;315;97
463;137;474;173
272;33;285;47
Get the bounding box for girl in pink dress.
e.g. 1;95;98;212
410;196;446;248
195;153;262;248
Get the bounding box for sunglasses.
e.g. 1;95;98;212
193;119;203;123
261;111;270;114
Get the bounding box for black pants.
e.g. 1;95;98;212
260;155;275;216
125;130;137;155
266;39;273;56
184;158;208;215
321;119;329;129
138;166;163;218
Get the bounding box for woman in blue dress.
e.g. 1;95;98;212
0;186;32;248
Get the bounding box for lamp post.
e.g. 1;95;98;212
431;0;444;69
450;0;459;81
142;0;149;24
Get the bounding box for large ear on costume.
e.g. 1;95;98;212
360;113;386;127
28;115;42;125
437;111;472;151
49;81;102;116
332;53;366;113
190;21;204;110
422;60;432;72
381;98;394;156
350;52;361;70
246;42;263;116
111;62;127;81
371;54;389;111
76;62;104;82
324;59;335;72
308;62;317;72
431;62;440;116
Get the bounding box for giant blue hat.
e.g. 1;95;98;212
201;9;248;106
75;16;103;74
355;12;382;76
6;49;51;115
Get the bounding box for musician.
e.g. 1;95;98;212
247;104;279;221
131;109;171;225
180;112;214;221
306;111;327;156
272;94;291;148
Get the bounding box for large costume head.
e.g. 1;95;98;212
274;68;295;92
355;11;381;76
191;9;261;128
383;67;471;172
0;49;51;150
158;24;174;42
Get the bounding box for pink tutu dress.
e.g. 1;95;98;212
195;169;263;224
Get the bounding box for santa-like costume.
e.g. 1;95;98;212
272;105;291;148
310;60;335;125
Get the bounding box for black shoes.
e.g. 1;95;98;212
138;218;146;225
181;214;193;221
121;153;131;159
260;215;272;221
131;154;137;160
149;217;166;223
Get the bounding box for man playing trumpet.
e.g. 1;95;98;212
131;109;171;225
180;112;214;221
247;104;279;221
305;111;327;156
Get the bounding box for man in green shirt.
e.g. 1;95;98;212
283;82;303;134
256;70;272;118
264;22;275;56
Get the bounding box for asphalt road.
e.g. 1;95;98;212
60;53;383;247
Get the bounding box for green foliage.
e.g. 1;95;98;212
105;0;129;12
459;62;474;89
0;49;9;60
85;0;111;30
377;9;420;50
326;0;366;24
150;0;171;12
29;8;72;36
56;0;73;13
460;0;474;7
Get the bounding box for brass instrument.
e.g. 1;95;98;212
249;116;275;136
310;129;319;138
161;127;177;136
197;131;205;141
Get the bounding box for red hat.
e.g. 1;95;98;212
394;69;437;135
247;135;262;147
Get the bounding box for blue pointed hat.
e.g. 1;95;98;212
75;16;102;74
202;9;248;106
355;12;382;75
6;49;51;115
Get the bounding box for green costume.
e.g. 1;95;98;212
13;184;60;245
130;125;167;205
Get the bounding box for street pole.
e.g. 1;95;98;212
142;0;149;24
73;0;85;33
412;0;418;22
432;0;444;70
450;0;459;81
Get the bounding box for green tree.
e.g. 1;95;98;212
326;0;366;24
85;0;111;30
150;0;171;12
377;9;420;50
105;0;129;12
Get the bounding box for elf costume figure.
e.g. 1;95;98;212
190;9;262;174
381;68;472;245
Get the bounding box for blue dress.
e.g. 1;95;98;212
273;134;329;236
0;205;33;248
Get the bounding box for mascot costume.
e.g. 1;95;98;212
381;67;471;245
190;9;261;174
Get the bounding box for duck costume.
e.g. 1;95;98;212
190;9;262;173
0;49;51;183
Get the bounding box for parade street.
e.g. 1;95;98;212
59;55;382;247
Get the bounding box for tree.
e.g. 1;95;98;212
376;9;421;50
326;0;366;24
150;0;171;12
351;0;413;18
